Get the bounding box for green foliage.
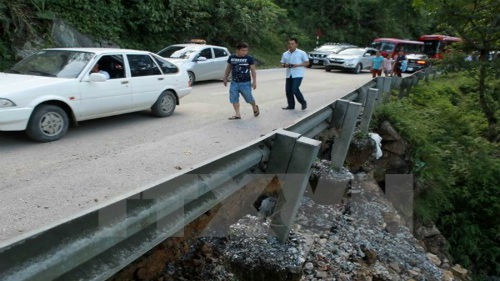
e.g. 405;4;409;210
374;72;500;278
274;0;435;48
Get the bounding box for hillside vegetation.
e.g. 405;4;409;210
374;71;500;280
0;0;433;69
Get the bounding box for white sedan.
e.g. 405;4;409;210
157;44;230;85
0;48;191;142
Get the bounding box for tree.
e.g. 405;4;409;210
413;0;500;142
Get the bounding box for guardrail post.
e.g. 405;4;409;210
359;88;378;133
398;77;411;99
357;86;368;106
376;77;392;104
268;135;321;242
391;76;402;89
330;100;362;170
266;129;301;174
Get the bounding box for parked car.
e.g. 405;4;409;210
324;47;378;74
0;48;191;142
157;43;230;84
308;43;357;67
405;53;429;72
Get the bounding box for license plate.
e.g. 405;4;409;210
313;59;318;64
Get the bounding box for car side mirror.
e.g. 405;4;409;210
89;73;107;82
196;56;207;62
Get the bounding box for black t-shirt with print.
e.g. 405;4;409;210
227;55;254;82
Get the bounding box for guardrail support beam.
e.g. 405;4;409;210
268;135;321;242
359;88;379;134
330;100;362;170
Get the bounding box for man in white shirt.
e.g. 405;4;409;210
280;38;309;110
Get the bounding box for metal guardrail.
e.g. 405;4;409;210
0;69;434;281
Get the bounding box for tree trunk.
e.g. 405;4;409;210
477;62;499;142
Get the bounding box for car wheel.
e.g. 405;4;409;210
26;104;69;142
188;71;195;85
353;63;362;74
151;90;176;117
325;66;332;72
307;60;313;68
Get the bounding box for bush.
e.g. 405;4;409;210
374;72;500;279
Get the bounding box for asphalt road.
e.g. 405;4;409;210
0;67;373;244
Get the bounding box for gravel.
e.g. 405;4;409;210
158;166;469;281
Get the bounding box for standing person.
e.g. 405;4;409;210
370;51;384;78
223;41;259;120
382;52;394;77
392;49;407;77
280;38;309;110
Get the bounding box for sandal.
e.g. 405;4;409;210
228;116;241;120
253;105;260;117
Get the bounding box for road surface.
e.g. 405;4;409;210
0;67;373;244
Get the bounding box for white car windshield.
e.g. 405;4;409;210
9;50;95;78
338;48;364;56
316;45;343;52
158;46;199;59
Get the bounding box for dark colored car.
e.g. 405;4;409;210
405;53;429;72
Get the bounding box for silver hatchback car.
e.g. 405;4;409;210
158;43;230;84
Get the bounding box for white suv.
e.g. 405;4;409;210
158;44;230;84
308;43;357;67
324;47;378;74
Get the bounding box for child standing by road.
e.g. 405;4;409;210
382;51;394;76
370;51;384;78
223;41;259;120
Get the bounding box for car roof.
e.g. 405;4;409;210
165;44;228;50
44;48;152;55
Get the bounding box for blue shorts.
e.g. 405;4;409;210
229;81;255;104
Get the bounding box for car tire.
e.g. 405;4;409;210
26;104;69;142
325;66;332;72
151;90;176;117
188;71;195;85
307;60;313;68
353;63;362;74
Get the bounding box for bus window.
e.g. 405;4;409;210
370;38;424;56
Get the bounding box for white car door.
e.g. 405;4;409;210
191;47;214;81
212;47;230;79
126;54;164;108
77;54;133;120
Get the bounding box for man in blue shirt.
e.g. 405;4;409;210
223;41;259;120
280;38;309;110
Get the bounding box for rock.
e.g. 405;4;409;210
389;261;402;273
315;270;328;278
383;140;407;156
442;270;454;281
379;121;402;141
427;253;442;266
360;244;378;265
408;269;420;279
416;224;441;238
451;264;468;278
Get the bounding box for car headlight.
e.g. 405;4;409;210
0;98;16;107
